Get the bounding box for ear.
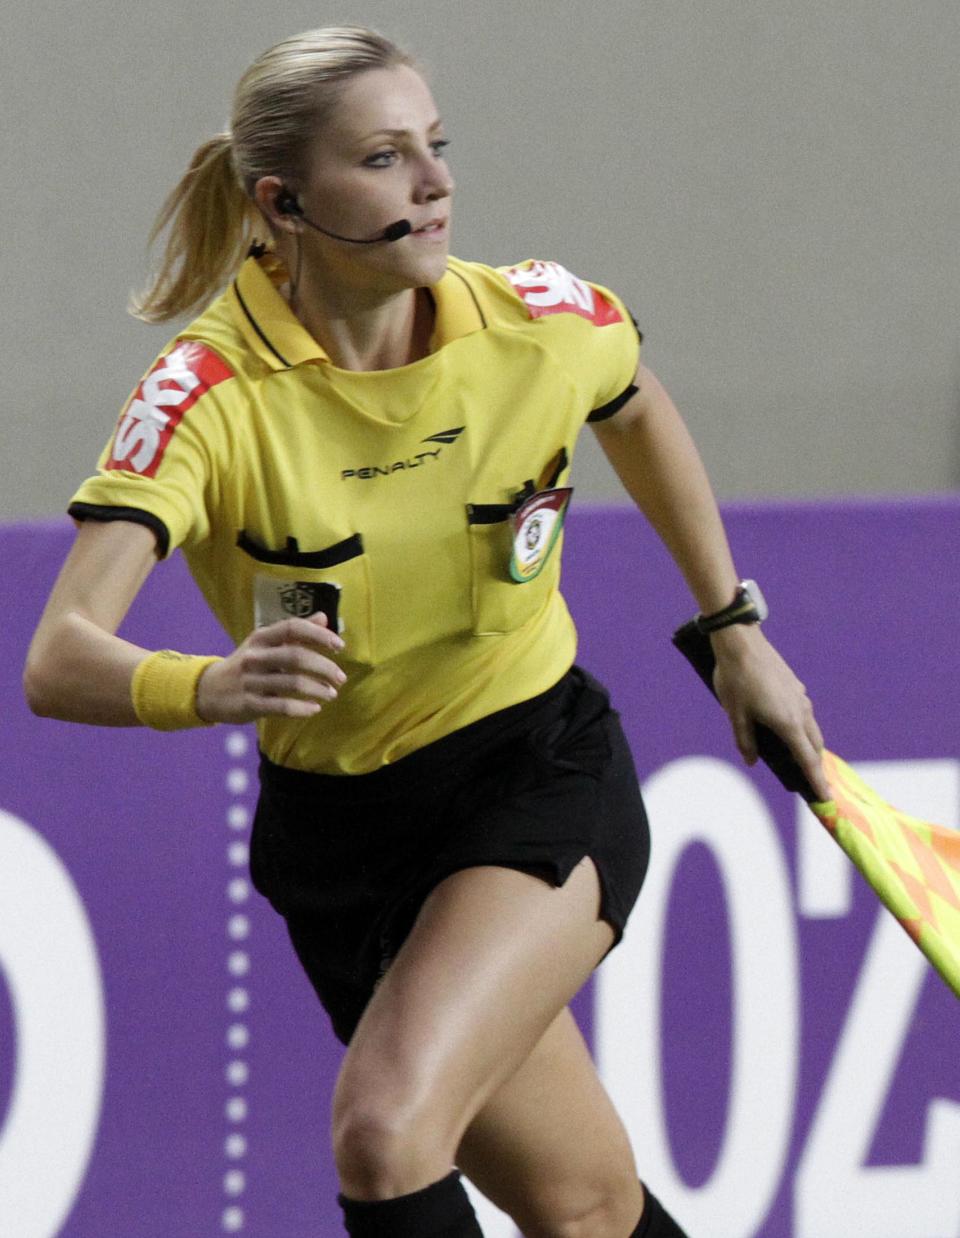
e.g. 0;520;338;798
253;175;301;234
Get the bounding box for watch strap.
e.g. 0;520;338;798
695;581;765;634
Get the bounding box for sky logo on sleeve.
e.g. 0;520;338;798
503;260;623;326
106;343;233;477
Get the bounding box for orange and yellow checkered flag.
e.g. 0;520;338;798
810;750;960;999
672;619;960;1001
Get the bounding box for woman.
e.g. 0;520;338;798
24;26;828;1238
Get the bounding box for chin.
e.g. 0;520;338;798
377;251;447;293
410;248;451;288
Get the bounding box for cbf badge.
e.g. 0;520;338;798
509;488;573;583
254;575;342;630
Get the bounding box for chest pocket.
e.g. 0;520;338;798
466;449;569;636
236;531;375;666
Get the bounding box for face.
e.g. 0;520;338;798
290;64;454;294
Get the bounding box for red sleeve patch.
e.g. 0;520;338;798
503;261;624;326
106;342;233;477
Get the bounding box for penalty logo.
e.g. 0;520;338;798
341;427;465;480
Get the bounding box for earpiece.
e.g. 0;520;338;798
275;188;303;217
269;187;412;246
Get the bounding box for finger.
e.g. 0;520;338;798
803;756;831;804
242;692;324;719
787;732;831;802
730;711;759;766
247;671;340;703
258;617;345;653
305;610;349;647
805;714;825;756
249;641;347;684
238;639;347;694
281;644;347;685
244;649;346;692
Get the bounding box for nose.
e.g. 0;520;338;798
414;152;454;204
426;175;454;203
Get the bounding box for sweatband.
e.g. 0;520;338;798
130;650;223;731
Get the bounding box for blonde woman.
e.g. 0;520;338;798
25;26;827;1238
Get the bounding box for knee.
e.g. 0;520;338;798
332;1103;416;1195
331;1070;451;1197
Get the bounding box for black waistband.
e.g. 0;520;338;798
259;668;580;804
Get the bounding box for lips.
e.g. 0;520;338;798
412;219;447;235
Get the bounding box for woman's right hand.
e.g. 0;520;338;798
196;612;347;723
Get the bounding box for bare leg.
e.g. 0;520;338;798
331;858;639;1238
457;1006;645;1237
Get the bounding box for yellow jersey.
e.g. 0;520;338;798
70;254;640;773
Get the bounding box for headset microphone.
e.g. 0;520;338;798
379;219;415;242
276;190;412;244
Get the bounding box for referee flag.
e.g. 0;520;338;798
811;751;960;999
672;619;960;1001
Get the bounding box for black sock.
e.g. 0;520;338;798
632;1183;689;1237
337;1169;483;1237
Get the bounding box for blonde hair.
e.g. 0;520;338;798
131;26;414;323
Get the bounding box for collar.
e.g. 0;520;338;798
229;254;487;373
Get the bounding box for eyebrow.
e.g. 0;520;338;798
360;119;444;142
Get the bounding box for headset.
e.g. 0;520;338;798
275;187;412;244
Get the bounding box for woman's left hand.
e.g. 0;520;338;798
710;624;831;802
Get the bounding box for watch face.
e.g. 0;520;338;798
741;579;769;623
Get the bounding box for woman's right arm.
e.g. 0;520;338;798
24;519;347;727
24;519;162;724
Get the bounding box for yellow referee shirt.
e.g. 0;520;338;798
70;254;640;773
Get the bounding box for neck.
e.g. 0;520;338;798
287;267;434;372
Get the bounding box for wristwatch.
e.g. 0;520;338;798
694;579;769;634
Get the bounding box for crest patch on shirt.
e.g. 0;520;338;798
503;261;623;326
106;342;233;477
509;487;573;582
254;576;342;633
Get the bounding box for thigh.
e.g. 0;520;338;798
335;858;615;1153
457;1006;644;1237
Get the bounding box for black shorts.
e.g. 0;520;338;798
249;666;650;1044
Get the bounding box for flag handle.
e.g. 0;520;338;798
671;620;818;802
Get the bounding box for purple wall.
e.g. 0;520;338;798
1;500;958;1238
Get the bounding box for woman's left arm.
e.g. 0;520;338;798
591;361;830;800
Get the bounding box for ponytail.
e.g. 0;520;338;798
130;27;414;325
130;132;261;324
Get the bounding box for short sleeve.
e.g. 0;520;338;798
496;260;642;420
68;341;234;559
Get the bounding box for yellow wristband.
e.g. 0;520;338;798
130;650;223;731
